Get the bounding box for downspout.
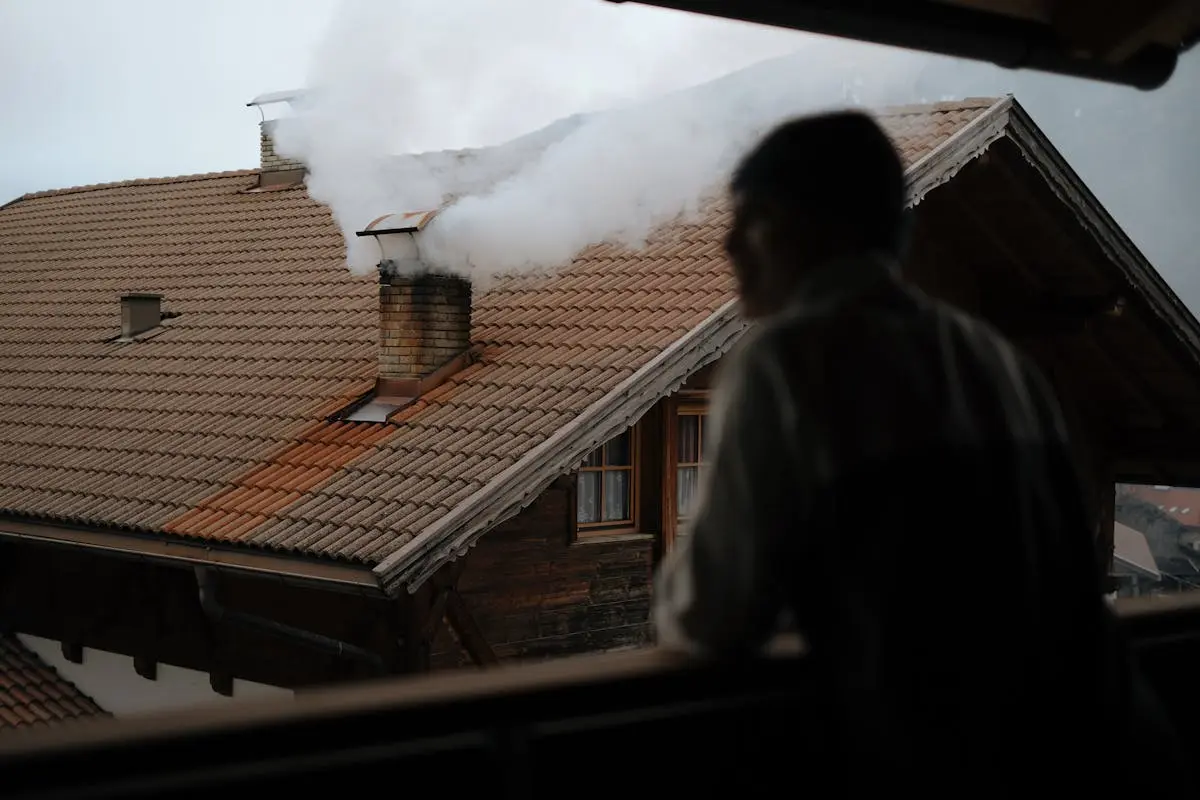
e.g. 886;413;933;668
194;567;386;675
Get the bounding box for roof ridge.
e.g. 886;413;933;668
9;168;262;204
875;96;1006;118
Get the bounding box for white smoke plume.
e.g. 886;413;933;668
274;0;929;282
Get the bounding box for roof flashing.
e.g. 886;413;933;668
344;396;415;423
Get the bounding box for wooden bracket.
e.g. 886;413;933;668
134;655;158;681
61;641;83;664
210;671;233;697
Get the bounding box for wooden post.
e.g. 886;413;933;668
401;582;435;673
662;395;679;557
1038;340;1116;585
445;589;498;667
1094;463;1117;590
136;567;161;681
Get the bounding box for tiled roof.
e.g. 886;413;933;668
0;99;1000;581
0;636;107;730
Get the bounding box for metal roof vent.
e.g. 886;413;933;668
120;293;163;340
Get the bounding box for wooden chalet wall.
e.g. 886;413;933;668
432;366;718;668
432;483;655;667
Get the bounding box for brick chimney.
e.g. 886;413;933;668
247;92;305;188
377;268;472;394
259;119;304;175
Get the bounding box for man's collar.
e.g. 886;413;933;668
789;250;901;310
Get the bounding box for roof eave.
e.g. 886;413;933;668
0;516;385;598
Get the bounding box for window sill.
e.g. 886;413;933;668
572;532;656;546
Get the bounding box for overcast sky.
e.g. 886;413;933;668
1;0;1196;304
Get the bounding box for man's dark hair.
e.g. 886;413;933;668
731;111;906;254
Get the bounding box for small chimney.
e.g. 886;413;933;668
259;119;304;176
344;211;473;421
120;293;162;339
247;91;305;187
378;268;472;388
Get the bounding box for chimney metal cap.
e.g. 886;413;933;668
247;90;306;107
356;210;439;237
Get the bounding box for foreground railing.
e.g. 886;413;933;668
2;595;1199;799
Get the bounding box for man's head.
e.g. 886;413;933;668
726;111;906;319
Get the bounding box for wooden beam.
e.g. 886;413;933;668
932;0;1050;23
1115;460;1200;488
419;588;451;644
445;589;497;667
134;656;157;681
1052;0;1195;62
401;582;434;673
210;672;233;697
1107;430;1200;461
61;641;83;664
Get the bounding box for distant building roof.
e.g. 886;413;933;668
1113;522;1161;579
0;636;107;731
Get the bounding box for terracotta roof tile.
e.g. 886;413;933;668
0;635;107;732
0;101;997;566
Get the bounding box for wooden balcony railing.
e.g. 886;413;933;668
2;594;1199;799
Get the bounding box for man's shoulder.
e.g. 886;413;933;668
918;292;1068;438
918;291;1033;369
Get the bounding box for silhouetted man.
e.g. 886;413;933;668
652;112;1179;791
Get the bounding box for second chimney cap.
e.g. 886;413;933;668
122;292;163;300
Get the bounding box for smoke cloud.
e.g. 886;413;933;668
276;0;1198;307
274;0;928;281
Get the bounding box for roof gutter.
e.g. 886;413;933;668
0;516;384;597
610;1;1181;90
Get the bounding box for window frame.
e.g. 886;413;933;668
662;391;710;554
674;401;709;527
573;425;641;539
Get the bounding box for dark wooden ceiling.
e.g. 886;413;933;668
907;139;1200;485
611;1;1200;89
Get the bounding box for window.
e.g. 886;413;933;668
576;429;636;533
675;405;710;522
